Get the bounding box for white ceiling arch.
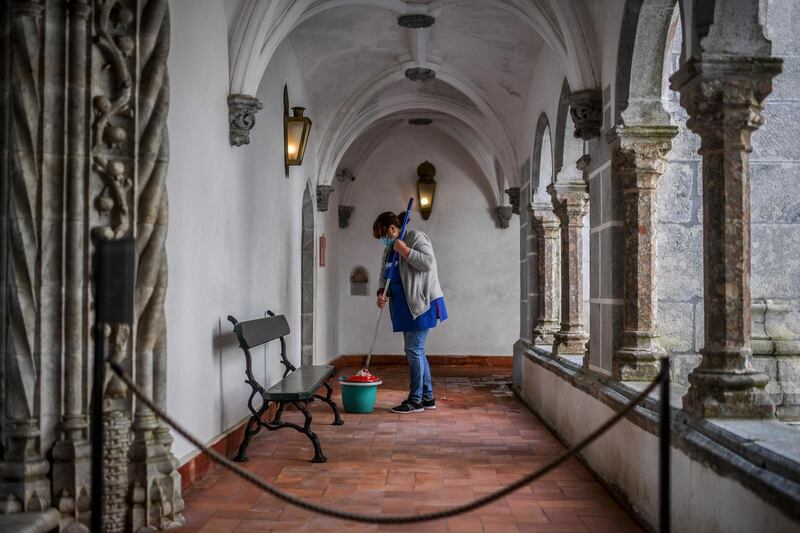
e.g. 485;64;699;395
308;56;518;186
228;0;599;97
316;93;511;205
338;116;502;210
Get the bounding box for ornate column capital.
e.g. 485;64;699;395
227;94;263;147
338;205;354;228
612;124;679;190
316;184;334;212
529;202;559;234
547;181;589;223
505;187;520;215
671;56;782;150
495;205;513;228
568;89;602;140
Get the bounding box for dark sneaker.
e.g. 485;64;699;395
422;398;436;410
391;400;423;414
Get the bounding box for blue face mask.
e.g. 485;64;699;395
380;236;394;248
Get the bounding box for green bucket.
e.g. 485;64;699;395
339;378;383;413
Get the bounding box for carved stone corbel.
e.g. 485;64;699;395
495;205;513;228
228;94;263;147
338;205;354;228
505;187;521;215
316;185;334;212
568;89;602;140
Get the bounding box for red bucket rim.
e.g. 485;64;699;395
343;374;381;383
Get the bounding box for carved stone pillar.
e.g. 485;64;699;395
530;203;560;345
1;0;182;528
568;89;602;141
0;0;52;516
548;181;589;356
316;184;334;212
505;187;520;215
228;94;263;146
52;0;92;526
672;53;781;418
495;205;512;229
611;125;678;381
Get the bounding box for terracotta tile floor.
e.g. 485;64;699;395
177;366;642;532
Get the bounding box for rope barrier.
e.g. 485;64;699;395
110;362;663;525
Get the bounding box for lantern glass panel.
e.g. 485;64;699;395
417;179;436;219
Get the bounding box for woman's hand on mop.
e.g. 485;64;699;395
393;239;410;257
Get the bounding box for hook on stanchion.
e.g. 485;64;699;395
91;238;136;532
659;355;671;533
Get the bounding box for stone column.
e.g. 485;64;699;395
530;203;560;345
0;0;52;515
548;181;589;357
672;53;781;417
611;125;678;380
52;0;92;524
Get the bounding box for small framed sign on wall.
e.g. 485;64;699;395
319;234;326;267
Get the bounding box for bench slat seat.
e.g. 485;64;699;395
263;364;335;401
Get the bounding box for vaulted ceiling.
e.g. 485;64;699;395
226;0;599;206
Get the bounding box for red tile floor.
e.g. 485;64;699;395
176;365;642;532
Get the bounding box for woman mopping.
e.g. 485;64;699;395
373;211;447;414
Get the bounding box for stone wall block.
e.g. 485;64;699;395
750;163;800;223
657;161;695;224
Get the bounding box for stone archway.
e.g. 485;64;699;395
301;183;314;366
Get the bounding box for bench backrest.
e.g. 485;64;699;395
228;311;296;381
234;314;290;349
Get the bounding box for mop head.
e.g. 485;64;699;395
344;368;381;383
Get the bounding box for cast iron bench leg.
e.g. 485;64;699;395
294;401;327;463
233;402;269;462
314;380;344;425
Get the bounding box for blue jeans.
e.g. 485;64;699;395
403;329;433;404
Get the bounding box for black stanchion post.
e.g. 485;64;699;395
91;238;136;532
659;355;670;533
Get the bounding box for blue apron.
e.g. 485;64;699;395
385;257;447;333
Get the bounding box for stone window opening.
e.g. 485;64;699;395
350;266;369;296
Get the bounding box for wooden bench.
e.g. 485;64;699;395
227;311;343;463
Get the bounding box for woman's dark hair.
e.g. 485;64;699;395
372;211;407;239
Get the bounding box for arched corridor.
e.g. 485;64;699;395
1;0;799;531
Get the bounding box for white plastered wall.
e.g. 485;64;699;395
166;0;336;460
334;126;519;357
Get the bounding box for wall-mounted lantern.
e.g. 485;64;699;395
284;84;312;176
416;161;437;220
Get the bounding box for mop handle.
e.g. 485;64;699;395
365;198;414;370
